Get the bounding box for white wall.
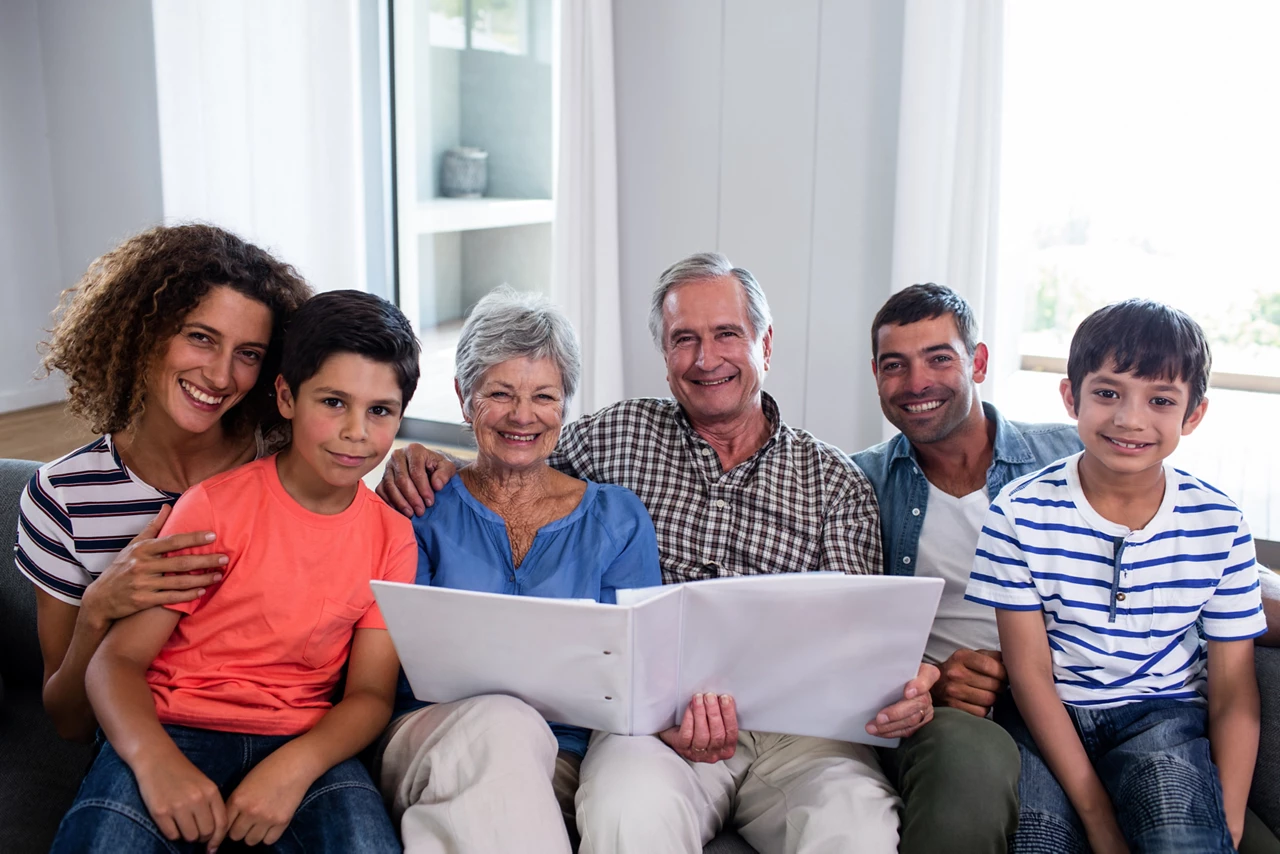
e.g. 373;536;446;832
152;0;370;295
613;0;906;454
0;0;65;412
0;0;387;415
0;0;165;414
39;0;166;286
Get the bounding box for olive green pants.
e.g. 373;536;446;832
878;707;1020;854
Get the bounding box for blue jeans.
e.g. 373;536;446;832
51;725;400;854
996;697;1234;854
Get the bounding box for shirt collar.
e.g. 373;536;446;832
888;431;918;466
986;401;1036;465
676;391;783;458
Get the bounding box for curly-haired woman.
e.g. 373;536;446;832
15;224;312;741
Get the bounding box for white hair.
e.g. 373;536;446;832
455;286;582;417
648;252;773;349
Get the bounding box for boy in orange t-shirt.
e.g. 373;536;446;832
52;291;420;854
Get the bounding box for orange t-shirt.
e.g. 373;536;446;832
146;455;416;736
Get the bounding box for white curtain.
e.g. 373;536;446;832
889;0;1011;415
150;0;369;294
552;0;624;418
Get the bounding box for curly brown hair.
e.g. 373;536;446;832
42;223;313;438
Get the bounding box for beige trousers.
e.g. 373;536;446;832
576;729;901;854
379;694;579;854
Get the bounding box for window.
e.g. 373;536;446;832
391;0;555;430
470;0;529;56
428;0;552;58
427;0;467;49
995;1;1280;538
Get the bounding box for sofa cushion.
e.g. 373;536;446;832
0;459;42;690
1;458;88;854
0;687;93;854
1254;646;1280;837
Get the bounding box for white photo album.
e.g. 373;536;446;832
373;573;944;748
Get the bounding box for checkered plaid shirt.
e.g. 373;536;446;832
549;394;883;585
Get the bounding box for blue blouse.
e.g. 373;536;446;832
392;473;662;756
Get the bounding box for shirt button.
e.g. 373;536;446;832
902;556;912;565
715;499;726;508
911;508;921;516
1116;592;1126;601
508;575;516;582
701;448;712;456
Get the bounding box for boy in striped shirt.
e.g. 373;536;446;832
966;300;1266;854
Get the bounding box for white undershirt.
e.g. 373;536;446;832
915;481;1001;664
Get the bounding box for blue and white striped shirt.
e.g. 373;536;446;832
965;452;1266;708
15;435;179;605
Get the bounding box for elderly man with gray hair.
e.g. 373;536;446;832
381;256;939;853
376;286;662;854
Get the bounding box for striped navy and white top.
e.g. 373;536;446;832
965;451;1266;708
15;435;180;605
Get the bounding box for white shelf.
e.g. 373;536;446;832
415;197;553;234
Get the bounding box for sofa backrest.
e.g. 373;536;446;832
1;459;44;689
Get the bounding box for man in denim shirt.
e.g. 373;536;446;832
852;284;1080;854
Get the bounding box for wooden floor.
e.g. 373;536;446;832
0;402;97;463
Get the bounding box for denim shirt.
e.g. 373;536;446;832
851;402;1082;576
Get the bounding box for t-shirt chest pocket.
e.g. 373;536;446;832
1119;579;1160;633
1120;542;1209;637
302;598;367;669
1149;583;1212;640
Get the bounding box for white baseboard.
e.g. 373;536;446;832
0;384;65;414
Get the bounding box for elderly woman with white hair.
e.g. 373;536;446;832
377;286;661;854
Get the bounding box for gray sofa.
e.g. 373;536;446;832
2;457;1276;853
1;459;94;853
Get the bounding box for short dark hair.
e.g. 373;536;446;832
280;290;420;406
1066;299;1211;419
871;283;978;358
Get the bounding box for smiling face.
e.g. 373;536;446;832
660;276;772;428
275;352;404;510
464;356;566;474
145;285;273;437
1060;362;1207;481
873;314;988;445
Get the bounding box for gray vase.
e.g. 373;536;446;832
441;147;489;198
